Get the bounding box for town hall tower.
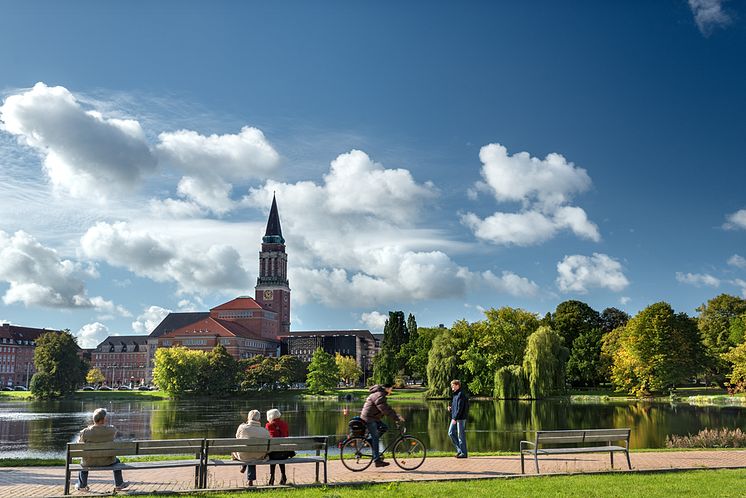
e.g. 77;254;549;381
255;194;290;335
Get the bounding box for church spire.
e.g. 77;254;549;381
263;193;285;244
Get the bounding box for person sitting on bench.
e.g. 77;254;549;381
75;408;129;493
233;409;270;487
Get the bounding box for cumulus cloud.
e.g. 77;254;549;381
132;305;171;334
676;272;720;287
80;221;251;294
482;270;540;297
462;144;599;246
76;322;110;348
732;279;746;298
728;254;746;270
0;230;123;310
724;209;746;230
360;311;388;332
241;151;467;306
0;83;157;199
689;0;732;36
156;126;280;213
556;253;629;293
620;296;631;305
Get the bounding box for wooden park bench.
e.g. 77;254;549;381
64;438;203;495
520;428;631;474
202;436;329;487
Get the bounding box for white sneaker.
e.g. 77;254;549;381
114;481;130;491
74;484;90;492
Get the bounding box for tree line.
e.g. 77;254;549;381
373;294;746;399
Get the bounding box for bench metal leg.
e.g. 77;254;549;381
520;452;525;474
610;451;614;469
625;450;631;470
534;453;540;474
315;461;320;483
324;460;328;484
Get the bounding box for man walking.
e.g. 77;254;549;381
76;408;129;492
448;379;468;458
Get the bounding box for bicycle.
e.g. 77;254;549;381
340;422;427;471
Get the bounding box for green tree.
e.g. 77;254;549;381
426;321;472;398
397;313;420;378
31;330;86;398
729;313;746;345
611;302;704;396
241;355;278;390
197;344;238;395
335;353;362;386
697;294;746;384
494;365;526;399
551;300;601;351
86;367;105;386
152;346;207;397
373;311;409;385
723;341;746;392
600;307;630;333
566;327;605;386
277;355;306;387
523;326;568;399
406;326;442;384
306;348;339;393
461;307;540;395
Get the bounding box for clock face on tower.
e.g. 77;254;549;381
263;289;274;300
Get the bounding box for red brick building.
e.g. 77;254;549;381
0;324;62;388
90;336;149;386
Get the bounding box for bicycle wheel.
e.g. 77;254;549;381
392;435;426;470
340;436;374;472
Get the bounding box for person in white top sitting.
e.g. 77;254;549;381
233;409;270;486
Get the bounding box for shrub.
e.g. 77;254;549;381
666;428;746;448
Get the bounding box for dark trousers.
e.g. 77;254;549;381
365;420;387;462
269;463;286;477
78;458;124;488
246;465;257;481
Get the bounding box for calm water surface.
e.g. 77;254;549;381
1;397;745;458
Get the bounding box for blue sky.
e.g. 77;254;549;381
0;1;745;347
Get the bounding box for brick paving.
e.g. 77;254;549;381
1;450;745;497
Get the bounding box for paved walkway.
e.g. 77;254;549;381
1;451;745;497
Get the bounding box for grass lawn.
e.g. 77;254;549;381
130;469;746;497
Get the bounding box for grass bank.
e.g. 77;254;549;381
131;469;746;498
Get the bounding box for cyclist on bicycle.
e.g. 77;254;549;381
360;383;405;467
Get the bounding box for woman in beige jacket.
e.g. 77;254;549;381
233;409;269;486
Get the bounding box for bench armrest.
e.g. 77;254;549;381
520;440;535;451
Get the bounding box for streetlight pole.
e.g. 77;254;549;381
25;362;30;389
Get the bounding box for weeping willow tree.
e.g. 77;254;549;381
494;365;526;399
426;321;470;398
522;326;569;399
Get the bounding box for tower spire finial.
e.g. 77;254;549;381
263;194;284;244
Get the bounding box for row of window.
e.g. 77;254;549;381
0;338;34;346
217;311;255;318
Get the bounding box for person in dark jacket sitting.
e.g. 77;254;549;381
360;384;405;467
448;379;469;458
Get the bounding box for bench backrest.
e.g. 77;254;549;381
535;429;630;446
67;438;203;460
204;436;328;455
268;436;327;453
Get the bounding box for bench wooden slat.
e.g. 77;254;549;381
70;459;202;471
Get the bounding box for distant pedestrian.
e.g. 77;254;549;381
266;408;293;485
447;379;468;458
234;409;270;487
75;408;129;492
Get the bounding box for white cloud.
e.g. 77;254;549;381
689;0;732;36
675;272;720;287
728;254;746;270
360;311;388;332
724;209;746;230
241;151;466;307
0;230;122;310
89;296;131;319
482;270;540;297
462;144;599;246
0;83;157;199
80;221;251;294
556;253;629;293
620;296;631;305
732;279;746;298
76;322;110;349
132;306;172;335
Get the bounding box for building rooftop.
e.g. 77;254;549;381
148;312;210;338
210;297;265;312
281;329;375;340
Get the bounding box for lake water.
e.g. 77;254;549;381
1;397;745;459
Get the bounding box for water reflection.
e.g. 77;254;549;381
1;398;744;458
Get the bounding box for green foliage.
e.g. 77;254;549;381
197;344;239;395
523;326;568;399
551;300;601;351
373;311;409;385
426;321;471;397
729;313;746;345
697;294;746;384
31;330;86;398
723;341;746;392
611;302;704;396
405;326;441;384
85;367;105;386
336;353;362;386
600;307;630;333
153;347;206;396
306;348;339;393
666;428;746;448
461;307;540;395
239;354;305;390
277;355;306;386
493;365;526;399
566;327;605;386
